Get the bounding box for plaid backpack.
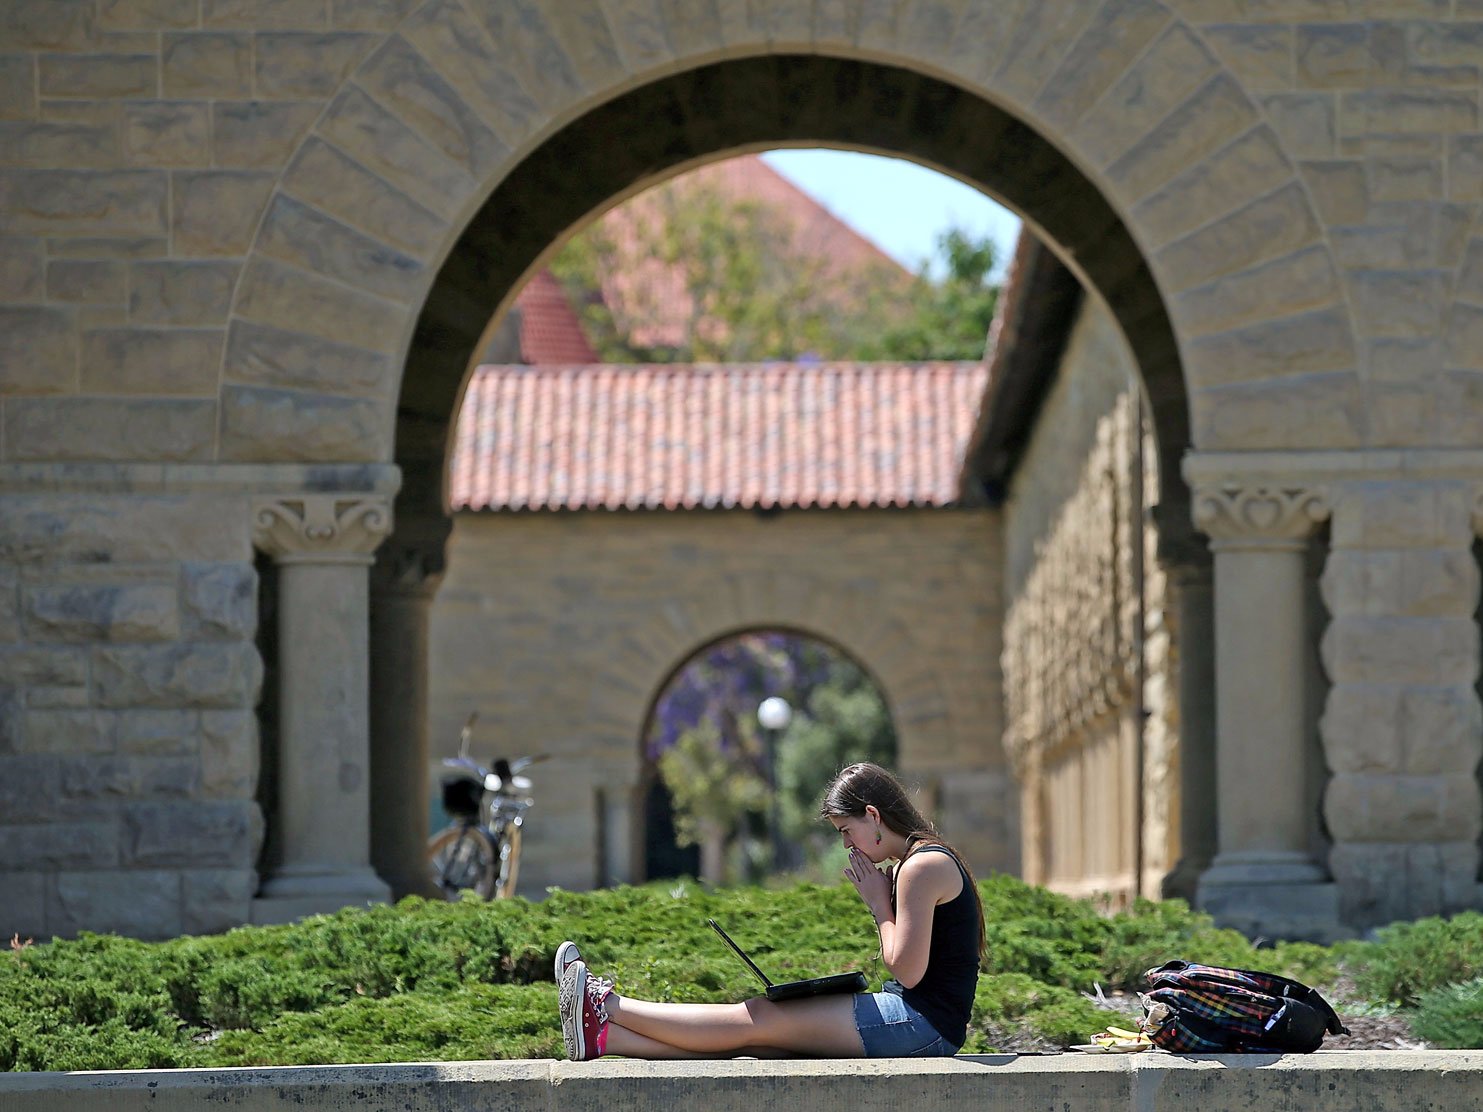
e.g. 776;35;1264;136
1139;959;1349;1053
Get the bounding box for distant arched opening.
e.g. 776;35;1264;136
636;629;897;886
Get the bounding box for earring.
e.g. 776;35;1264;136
874;827;882;845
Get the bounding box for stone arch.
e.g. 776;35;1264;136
218;0;1362;495
395;51;1201;514
560;563;963;789
218;1;1362;903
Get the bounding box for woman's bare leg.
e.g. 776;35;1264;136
603;1025;798;1059
603;993;865;1057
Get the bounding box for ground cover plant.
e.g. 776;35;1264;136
3;875;1479;1071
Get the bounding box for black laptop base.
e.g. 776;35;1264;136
708;918;867;1000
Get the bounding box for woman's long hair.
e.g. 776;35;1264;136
819;762;986;960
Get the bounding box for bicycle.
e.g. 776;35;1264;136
426;712;548;900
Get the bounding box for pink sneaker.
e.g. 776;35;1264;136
558;960;613;1061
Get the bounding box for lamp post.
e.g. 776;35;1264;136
757;696;792;872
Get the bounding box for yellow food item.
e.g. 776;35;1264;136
1087;1026;1153;1050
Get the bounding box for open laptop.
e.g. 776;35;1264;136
708;918;867;1001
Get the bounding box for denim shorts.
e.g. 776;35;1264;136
852;981;961;1058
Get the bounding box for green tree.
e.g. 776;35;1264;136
775;657;896;849
646;632;898;880
548;180;998;363
857;228;1001;361
657;723;770;884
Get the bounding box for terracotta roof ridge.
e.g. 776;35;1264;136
743;155;908;274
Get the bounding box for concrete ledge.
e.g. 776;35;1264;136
1;1053;1481;1111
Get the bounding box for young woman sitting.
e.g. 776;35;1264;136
554;761;986;1059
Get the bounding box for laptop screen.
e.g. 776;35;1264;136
708;918;773;989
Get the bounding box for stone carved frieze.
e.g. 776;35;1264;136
1191;484;1330;545
252;495;393;564
1002;400;1139;775
1002;386;1182;893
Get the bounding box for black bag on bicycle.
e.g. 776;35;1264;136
1139;959;1349;1052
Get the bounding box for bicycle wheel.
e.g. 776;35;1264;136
427;823;499;899
493;822;522;899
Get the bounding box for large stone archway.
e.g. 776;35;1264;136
363;41;1232;913
6;0;1482;938
227;23;1359;925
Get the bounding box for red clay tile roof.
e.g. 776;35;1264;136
450;363;988;512
512;269;599;364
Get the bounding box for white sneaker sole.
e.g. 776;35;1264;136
559;962;589;1061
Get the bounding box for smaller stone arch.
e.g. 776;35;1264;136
629;625;900;886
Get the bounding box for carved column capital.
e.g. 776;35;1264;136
1191;484;1330;550
252;494;393;565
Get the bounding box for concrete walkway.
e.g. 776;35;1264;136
1;1053;1481;1111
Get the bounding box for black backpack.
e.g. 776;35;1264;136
1139;960;1350;1053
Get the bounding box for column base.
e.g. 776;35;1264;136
251;866;391;925
1198;850;1328;887
1196;878;1344;943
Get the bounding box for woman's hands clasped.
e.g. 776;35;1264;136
844;846;893;922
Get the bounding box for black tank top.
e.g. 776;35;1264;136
894;845;980;1047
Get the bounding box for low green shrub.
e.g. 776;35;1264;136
1411;977;1483;1049
976;875;1110;987
1350;911;1483;1006
0;874;1463;1070
208;984;563;1066
963;972;1113;1051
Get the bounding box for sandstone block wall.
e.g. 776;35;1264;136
0;482;263;940
428;508;1010;895
1;0;1482;937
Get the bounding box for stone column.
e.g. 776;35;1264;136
250;494;393;922
1153;507;1217;903
1192;484;1338;938
369;518;451;900
1319;480;1483;929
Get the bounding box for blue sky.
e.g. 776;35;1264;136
761;149;1021;280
